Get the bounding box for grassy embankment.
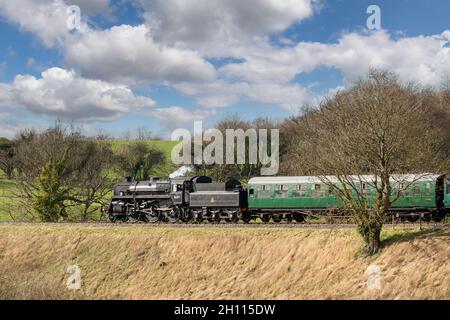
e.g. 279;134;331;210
0;140;179;222
0;225;448;299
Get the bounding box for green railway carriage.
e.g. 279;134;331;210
247;174;449;222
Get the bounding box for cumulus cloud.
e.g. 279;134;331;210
0;0;449;123
0;67;155;121
65;25;217;84
216;30;450;90
140;0;317;55
0;0;112;47
148;106;216;130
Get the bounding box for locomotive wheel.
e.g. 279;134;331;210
207;212;221;224
225;212;239;223
260;214;270;224
272;215;282;223
181;209;193;223
127;213;140;223
293;213;305;223
194;212;204;223
107;213;117;223
145;203;160;223
167;206;181;223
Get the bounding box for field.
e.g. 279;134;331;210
0;225;448;299
0;140;178;222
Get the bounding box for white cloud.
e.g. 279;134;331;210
140;0;317;55
0;67;155;121
65;25;217;84
299;30;450;88
0;0;449;119
0;0;111;47
148;106;216;130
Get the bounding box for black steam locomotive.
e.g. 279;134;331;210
106;176;249;223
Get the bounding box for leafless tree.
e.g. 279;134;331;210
281;70;448;255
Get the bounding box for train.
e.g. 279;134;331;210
105;173;450;223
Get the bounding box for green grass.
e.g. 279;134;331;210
0;170;17;221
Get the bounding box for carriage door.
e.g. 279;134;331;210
446;182;450;208
435;176;445;210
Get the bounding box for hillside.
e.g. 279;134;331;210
0;225;448;299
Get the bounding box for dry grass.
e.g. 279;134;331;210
0;225;448;300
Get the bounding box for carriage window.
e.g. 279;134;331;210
312;184;325;197
413;185;420;194
171;184;177;192
249;188;254;195
259;185;271;198
447;184;450;194
293;184;306;197
275;185;288;198
425;183;431;195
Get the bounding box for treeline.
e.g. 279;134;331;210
0;127;166;221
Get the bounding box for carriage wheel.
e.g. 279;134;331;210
421;213;432;222
260;214;270;224
293;213;305;223
285;214;293;223
406;215;419;223
272;215;282;223
432;211;445;223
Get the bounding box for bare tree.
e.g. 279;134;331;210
116;141;165;181
11;125;115;221
282;70;447;255
0;137;14;179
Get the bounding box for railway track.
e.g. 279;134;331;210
0;221;449;229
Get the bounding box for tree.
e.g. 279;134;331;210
33;153;69;222
116;141;165;181
11;125;116;221
0;137;15;179
66;140;116;221
281;70;448;255
191;114;278;183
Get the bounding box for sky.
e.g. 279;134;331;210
0;0;448;139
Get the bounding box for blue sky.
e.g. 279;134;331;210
0;0;448;138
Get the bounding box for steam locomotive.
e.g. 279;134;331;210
105;174;449;223
106;176;249;223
